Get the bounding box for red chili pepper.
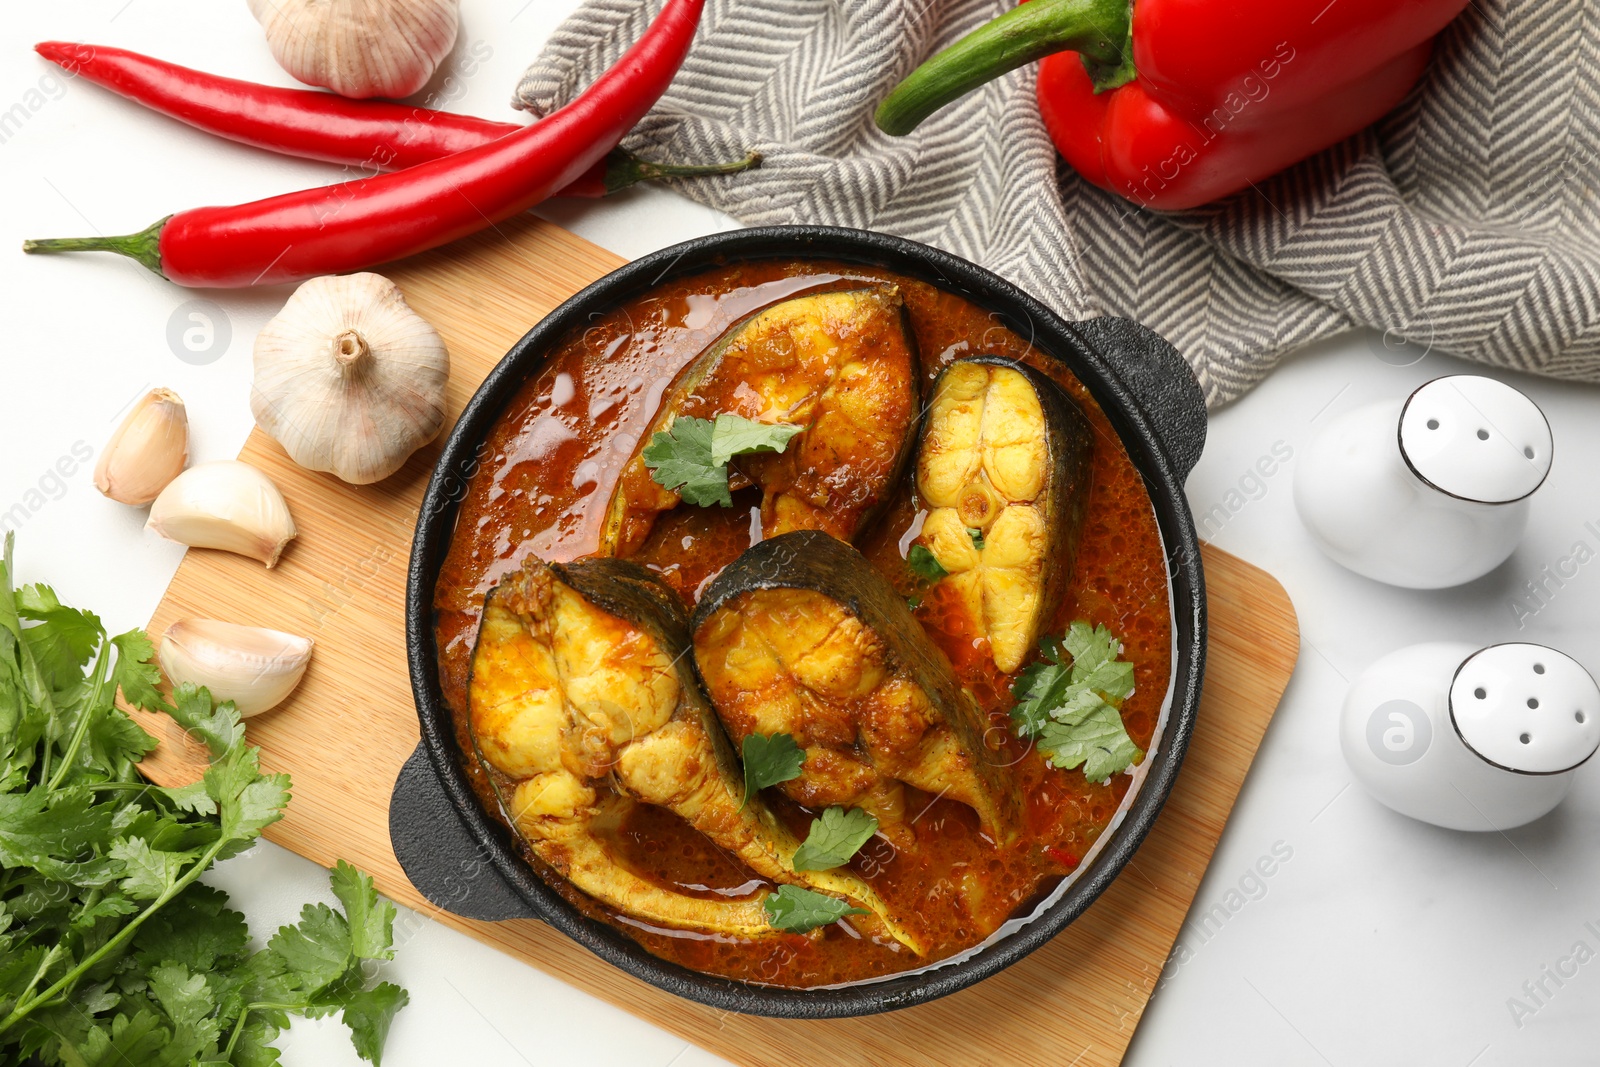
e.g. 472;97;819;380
875;0;1468;209
33;41;757;199
23;0;705;287
1044;845;1080;869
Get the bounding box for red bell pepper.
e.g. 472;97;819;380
875;0;1469;209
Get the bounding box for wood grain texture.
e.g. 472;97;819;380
128;214;1300;1067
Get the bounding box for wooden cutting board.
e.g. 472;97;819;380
128;213;1299;1067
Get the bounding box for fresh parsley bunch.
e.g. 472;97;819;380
0;536;406;1065
1011;621;1144;783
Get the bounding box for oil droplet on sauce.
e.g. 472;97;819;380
684;294;718;331
572;459;601;490
550;372;576;407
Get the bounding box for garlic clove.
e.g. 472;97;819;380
248;0;460;100
95;388;189;507
158;618;313;718
147;460;298;567
252;272;450;485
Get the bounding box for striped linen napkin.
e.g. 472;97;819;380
517;0;1600;407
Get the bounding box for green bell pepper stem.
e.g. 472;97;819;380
875;0;1135;136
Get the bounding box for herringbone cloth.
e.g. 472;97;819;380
517;0;1600;407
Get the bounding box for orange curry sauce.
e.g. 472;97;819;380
432;260;1173;987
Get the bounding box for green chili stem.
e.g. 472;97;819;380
605;150;763;193
21;217;168;276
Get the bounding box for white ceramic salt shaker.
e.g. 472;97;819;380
1341;642;1600;830
1294;375;1552;588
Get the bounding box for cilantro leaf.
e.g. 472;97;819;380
792;807;878;872
643;414;803;508
85;1009;170;1064
110;837;196;900
0;786;117;882
165;682;245;760
161;780;217;817
338;981;409;1065
709;414;803;468
148;960;223;1060
1038;703;1145;782
230;1015;285;1067
109;629;167;713
259;903;353;999
967;527;985;550
331;860;396;962
763;885;868;933
15;584;102;693
131;884;249;973
740;732;805;809
642;417;732;507
1062;620;1118;674
907;544;948;582
71;893;139;930
1010;659;1076;736
203;742;289;846
1010;621;1144;783
1076;657;1135;703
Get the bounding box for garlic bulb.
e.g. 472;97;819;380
159;618;312;717
247;0;460;100
252;273;450;485
95;388;188;506
147;460;298;567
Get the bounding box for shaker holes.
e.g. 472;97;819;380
1528;698;1540;709
1520;733;1532;744
1577;711;1587;724
1475;687;1487;699
1524;447;1536;459
1477;429;1490;440
1427;419;1440;430
1534;663;1546;674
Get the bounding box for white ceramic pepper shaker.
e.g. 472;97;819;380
1294;375;1552;588
1341;642;1600;830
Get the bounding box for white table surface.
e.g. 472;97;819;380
4;3;1599;1064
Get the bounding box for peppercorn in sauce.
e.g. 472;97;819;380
432;261;1172;987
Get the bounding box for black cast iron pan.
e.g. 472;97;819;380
393;226;1207;1018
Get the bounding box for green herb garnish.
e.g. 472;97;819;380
642;416;728;506
967;527;985;550
0;535;405;1065
740;731;805;809
792;807;878;872
763;885;868;933
643;414;802;507
709;414;803;467
906;544;948;581
1011;621;1143;783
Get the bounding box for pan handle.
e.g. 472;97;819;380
1070;317;1207;481
389;744;541;922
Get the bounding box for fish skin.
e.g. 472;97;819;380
469;555;925;952
914;357;1094;673
693;531;1024;845
600;286;921;559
